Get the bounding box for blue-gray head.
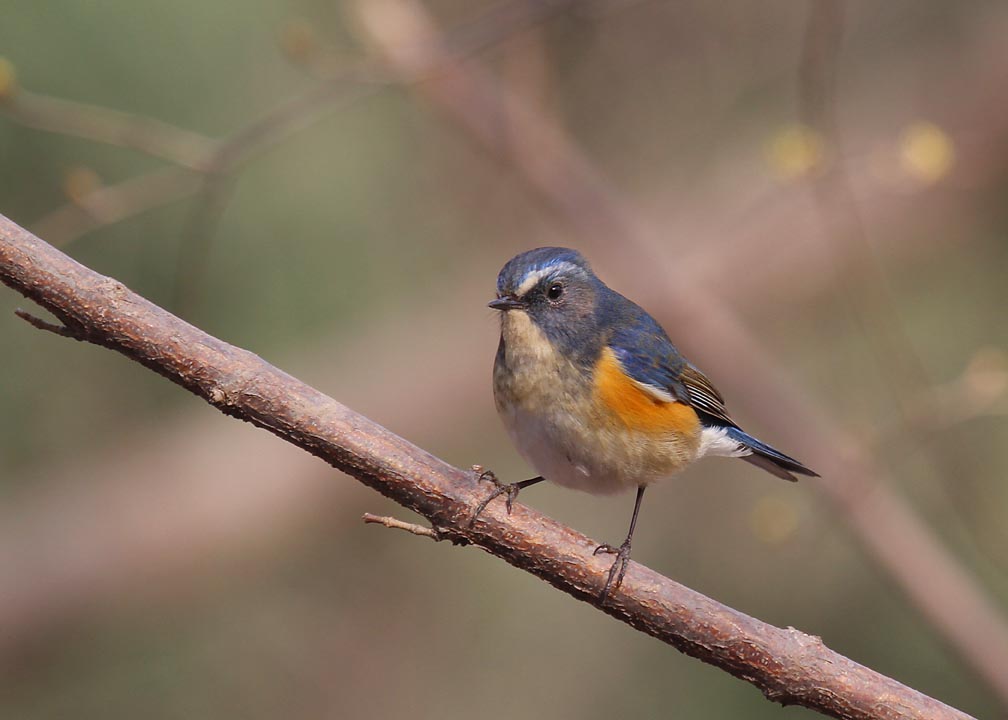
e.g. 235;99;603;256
490;247;595;311
489;247;602;365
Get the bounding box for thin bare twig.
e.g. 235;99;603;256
363;513;441;540
0;213;974;720
14;308;79;338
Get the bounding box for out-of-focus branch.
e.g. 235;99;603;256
868;349;1008;452
0;90;216;169
0;214;975;720
32;166;197;245
4;1;582;251
797;1;932;414
355;0;1008;707
795;1;1008;581
26;77;382;248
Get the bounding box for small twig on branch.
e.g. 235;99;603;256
363;512;441;540
0;214;975;720
14;308;80;338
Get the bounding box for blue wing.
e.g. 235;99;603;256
605;304;737;428
603;297;818;480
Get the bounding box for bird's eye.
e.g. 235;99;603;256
547;282;564;300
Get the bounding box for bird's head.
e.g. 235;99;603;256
489;247;601;366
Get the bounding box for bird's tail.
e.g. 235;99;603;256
723;426;819;482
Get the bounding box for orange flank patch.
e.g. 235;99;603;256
594;348;701;437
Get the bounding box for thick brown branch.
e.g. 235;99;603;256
0;215;973;720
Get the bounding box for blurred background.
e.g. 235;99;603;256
2;1;1007;718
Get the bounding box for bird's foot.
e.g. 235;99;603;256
469;466;523;525
593;539;633;602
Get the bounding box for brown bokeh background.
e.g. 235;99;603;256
1;2;1007;718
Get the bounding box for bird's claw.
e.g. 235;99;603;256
471;464;497;485
469;466;522;525
594;540;633;602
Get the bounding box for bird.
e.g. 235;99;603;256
477;246;818;601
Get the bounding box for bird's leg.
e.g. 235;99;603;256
469;466;544;524
593;485;646;602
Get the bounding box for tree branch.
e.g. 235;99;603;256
0;215;973;720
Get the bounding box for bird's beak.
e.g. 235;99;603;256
488;296;524;311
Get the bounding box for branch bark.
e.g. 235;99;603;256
0;214;974;720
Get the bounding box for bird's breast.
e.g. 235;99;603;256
492;313;702;494
493;311;589;418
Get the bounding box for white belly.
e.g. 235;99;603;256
501;404;636;495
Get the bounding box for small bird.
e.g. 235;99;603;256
478;247;817;600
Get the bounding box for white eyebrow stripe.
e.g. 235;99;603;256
515;261;581;297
